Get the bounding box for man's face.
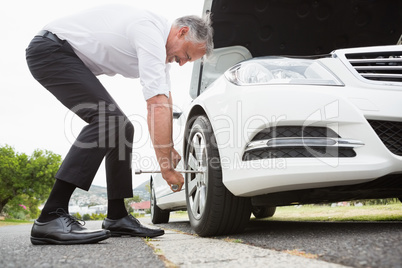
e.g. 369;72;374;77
166;27;206;66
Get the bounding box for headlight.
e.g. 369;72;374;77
225;57;343;86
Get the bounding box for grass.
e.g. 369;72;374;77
223;237;244;243
170;211;189;219
0;219;32;227
2;203;401;227
170;203;402;222
260;203;402;222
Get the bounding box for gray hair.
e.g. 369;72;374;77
173;13;214;57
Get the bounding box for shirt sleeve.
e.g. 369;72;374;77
127;21;170;100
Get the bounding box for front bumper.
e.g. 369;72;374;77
198;77;402;197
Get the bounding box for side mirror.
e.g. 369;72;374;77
173;111;182;119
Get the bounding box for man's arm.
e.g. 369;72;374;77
147;93;184;191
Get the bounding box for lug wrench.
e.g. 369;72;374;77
134;169;204;191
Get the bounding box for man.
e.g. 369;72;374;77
25;4;213;245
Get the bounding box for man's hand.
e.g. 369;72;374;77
165;148;183;191
161;168;184;192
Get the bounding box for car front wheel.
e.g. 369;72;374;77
185;115;251;237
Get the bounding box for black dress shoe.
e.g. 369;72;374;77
31;209;111;245
102;215;164;238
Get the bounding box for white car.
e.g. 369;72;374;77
150;0;402;236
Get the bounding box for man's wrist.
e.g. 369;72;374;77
158;157;173;171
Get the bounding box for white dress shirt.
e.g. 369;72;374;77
44;4;171;100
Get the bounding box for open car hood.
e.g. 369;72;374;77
206;0;402;56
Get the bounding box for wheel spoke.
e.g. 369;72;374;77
195;143;205;162
187;177;197;195
187;152;198;171
193;133;205;164
192;189;200;214
199;186;206;214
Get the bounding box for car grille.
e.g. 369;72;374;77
345;51;402;82
368;120;402;156
243;126;356;161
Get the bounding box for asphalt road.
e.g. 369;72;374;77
0;219;349;268
0;221;165;268
2;217;401;267
151;216;402;268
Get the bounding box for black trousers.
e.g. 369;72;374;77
26;35;134;199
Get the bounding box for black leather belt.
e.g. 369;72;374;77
37;30;63;44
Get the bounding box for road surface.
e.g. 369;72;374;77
0;219;352;268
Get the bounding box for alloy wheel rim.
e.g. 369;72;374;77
187;132;208;220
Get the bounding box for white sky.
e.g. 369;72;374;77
0;0;204;188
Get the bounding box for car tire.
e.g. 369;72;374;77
252;206;276;218
150;179;170;224
185;115;251;237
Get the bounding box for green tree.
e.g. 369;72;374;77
124;195;141;213
4;194;33;220
72;212;82;220
145;182;151;194
0;145;61;217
